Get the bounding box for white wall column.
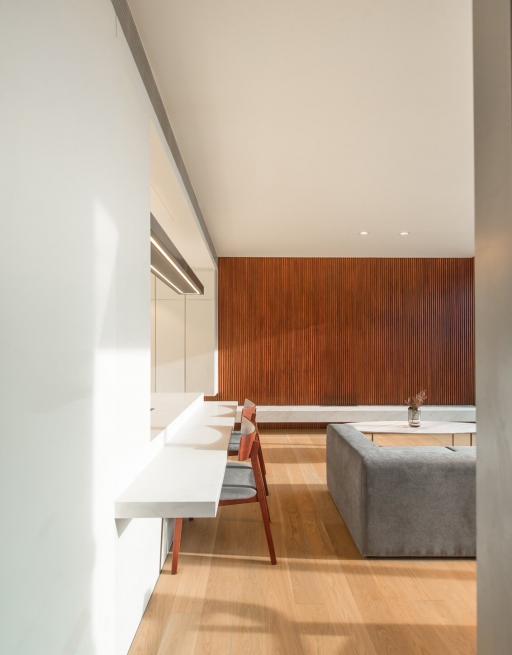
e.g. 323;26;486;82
474;0;512;650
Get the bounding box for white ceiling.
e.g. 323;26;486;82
130;0;474;257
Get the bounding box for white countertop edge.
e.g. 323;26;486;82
114;499;219;520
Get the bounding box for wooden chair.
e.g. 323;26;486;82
228;399;269;495
171;417;276;574
220;416;276;564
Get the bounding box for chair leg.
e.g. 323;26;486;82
258;446;270;497
252;452;276;565
171;518;183;575
256;446;271;520
258;439;267;474
258;494;277;565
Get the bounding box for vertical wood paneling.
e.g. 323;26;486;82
218;258;475;405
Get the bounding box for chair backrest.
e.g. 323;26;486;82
238;417;257;461
241;405;256;423
240;398;256;424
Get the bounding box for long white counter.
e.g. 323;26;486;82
150;392;204;440
115;396;237;519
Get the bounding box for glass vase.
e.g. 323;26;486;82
408;406;421;427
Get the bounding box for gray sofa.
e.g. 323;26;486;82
326;424;476;557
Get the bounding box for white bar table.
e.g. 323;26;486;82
348;420;477;446
115;398;237;519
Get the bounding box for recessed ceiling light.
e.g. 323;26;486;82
359;231;369;236
399;231;409;236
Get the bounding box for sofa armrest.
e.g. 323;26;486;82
326;424;375;553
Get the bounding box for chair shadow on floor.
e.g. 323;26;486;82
135;591;476;655
172;483;476;582
176;483;360;561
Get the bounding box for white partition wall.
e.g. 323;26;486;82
0;2;217;654
0;3;157;653
474;0;512;650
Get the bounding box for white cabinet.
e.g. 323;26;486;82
155;276;179;300
151;269;217;395
150;276;156;392
155;298;185;392
185;298;216;394
184;268;217;395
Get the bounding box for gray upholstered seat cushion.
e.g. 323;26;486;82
229;401;256;453
228;430;242;454
220;462;257;501
220;486;257;501
326;424;476;558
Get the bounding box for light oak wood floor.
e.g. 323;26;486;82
129;431;476;655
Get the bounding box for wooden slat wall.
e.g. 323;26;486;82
218;258;475;405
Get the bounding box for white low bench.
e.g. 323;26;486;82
236;405;476;424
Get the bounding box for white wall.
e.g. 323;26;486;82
474;0;512;651
0;2;164;653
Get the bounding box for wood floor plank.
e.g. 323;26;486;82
129;431;476;655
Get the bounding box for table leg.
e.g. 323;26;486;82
171;518;183;575
452;434;455;447
470;433;473;446
371;433;374;443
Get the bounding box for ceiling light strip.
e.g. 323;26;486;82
150;237;201;294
